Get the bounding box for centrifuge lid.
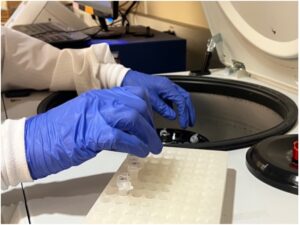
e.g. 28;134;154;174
246;134;298;195
202;1;298;89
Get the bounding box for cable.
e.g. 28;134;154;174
133;2;140;13
119;1;130;8
119;1;138;26
90;18;125;37
21;183;31;224
89;27;104;37
109;18;123;27
124;1;138;15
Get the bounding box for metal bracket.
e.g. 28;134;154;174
228;59;250;77
207;33;223;52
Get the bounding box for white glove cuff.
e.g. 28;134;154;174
100;63;130;88
1;118;33;189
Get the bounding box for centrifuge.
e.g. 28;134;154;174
1;1;298;223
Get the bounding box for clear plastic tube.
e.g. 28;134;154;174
116;172;133;195
127;155;143;180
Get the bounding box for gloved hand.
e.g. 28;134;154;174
25;87;162;179
122;70;196;129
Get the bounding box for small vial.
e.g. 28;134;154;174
128;160;142;180
127;155;143;180
116;173;133;195
127;155;143;165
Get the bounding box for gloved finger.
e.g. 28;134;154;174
92;87;154;127
109;128;150;157
160;86;189;128
101;104;162;154
174;85;196;126
151;95;176;120
122;86;154;127
122;86;152;108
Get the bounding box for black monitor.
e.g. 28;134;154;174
75;1;122;38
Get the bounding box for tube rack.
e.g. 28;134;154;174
86;147;228;224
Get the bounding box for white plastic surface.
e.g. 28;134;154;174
5;1;87;29
218;1;297;59
86;147;228;224
202;2;298;90
1;184;29;224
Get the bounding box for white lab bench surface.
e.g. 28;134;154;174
1;184;29;224
2;70;298;224
21;151;127;224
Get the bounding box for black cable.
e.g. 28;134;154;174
119;1;129;8
89;27;104;37
120;1;137;26
120;13;130;27
1;94;8;119
125;1;137;15
91;18;124;37
119;10;127;26
21;183;31;224
132;2;140;12
109;18;123;27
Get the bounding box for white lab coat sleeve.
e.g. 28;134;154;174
1;27;130;189
1;26;130;93
1;118;33;190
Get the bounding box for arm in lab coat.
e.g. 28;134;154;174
1;26;130;189
1;26;129;93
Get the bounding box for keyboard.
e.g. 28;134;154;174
13;22;90;47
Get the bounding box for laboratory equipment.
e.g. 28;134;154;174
157;128;209;144
12;22;90;48
246;134;298;194
36;77;297;150
5;1;87;30
86;147;228;224
1;1;298;224
6;1;186;72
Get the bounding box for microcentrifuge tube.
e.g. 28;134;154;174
116;173;133;195
127;156;143;180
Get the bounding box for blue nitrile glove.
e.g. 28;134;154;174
25;87;162;180
122;70;196;128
